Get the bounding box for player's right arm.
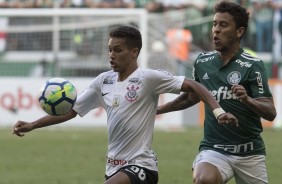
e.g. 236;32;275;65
13;109;77;137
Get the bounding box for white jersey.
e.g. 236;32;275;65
73;68;185;176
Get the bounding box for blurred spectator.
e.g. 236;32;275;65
184;0;208;50
34;0;53;8
95;0;135;8
0;0;34;8
273;0;282;37
205;0;222;15
237;0;251;7
160;0;188;11
83;0;103;8
272;0;282;78
145;1;163;12
166;28;192;75
148;40;175;73
135;0;164;12
234;0;256;49
61;0;90;7
0;0;8;7
251;0;274;52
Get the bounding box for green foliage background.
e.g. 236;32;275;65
0;127;281;184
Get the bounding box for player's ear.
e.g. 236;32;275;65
237;27;245;39
131;48;139;58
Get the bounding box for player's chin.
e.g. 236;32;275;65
111;67;120;72
214;45;224;52
213;43;220;48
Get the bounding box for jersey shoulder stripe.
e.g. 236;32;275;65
195;51;216;65
198;51;216;57
241;52;261;62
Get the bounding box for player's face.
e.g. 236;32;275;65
108;37;137;73
212;12;241;52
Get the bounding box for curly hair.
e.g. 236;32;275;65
215;1;249;32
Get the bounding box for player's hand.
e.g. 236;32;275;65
217;113;239;126
12;121;34;137
231;84;248;102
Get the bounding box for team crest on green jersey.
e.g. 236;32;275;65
227;71;241;85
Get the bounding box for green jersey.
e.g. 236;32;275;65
193;48;272;156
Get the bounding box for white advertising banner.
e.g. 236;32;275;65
0;77;183;129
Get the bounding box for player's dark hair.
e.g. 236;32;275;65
215;1;249;36
109;25;142;55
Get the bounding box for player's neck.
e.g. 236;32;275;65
218;45;240;65
118;63;138;81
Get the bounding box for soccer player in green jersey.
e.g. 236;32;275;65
157;1;277;184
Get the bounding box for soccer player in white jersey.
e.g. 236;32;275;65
13;25;238;184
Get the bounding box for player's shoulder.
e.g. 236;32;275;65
195;51;217;64
98;70;116;77
91;70;116;85
239;51;262;63
198;51;217;58
238;50;265;68
141;68;174;77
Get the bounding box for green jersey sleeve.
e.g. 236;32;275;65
248;61;272;98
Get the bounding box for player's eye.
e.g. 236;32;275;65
112;48;122;53
220;23;227;27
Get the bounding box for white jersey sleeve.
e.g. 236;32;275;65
73;74;103;117
143;69;185;94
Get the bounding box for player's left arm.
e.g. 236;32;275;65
231;84;276;121
232;61;277;121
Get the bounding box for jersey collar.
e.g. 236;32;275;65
215;48;244;66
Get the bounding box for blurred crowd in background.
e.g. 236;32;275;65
0;0;281;53
0;0;282;78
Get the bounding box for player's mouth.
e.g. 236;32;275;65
213;36;220;44
110;60;117;69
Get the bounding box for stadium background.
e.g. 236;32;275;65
0;1;282;184
0;1;281;129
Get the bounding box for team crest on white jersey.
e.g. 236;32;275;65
125;84;139;102
227;71;241;85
